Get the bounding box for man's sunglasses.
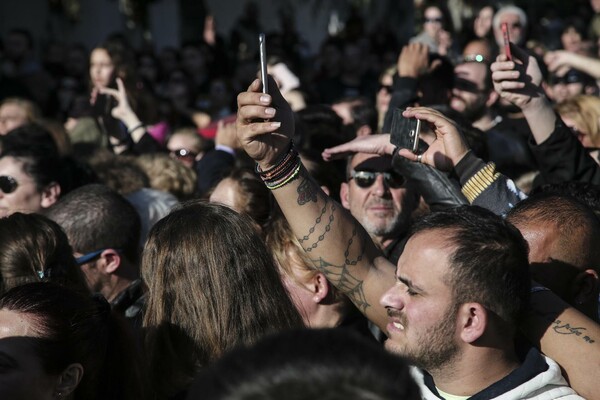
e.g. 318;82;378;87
349;170;405;189
170;148;198;159
0;176;19;194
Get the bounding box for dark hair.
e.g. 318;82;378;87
0;282;145;400
43;184;141;265
142;201;303;398
349;97;378;134
0;213;87;295
186;328;421;400
409;206;530;328
0;124;63;192
530;181;600;217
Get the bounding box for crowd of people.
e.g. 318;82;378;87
1;0;600;399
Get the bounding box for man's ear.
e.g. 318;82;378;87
340;182;351;209
53;363;84;399
40;182;61;209
571;269;599;305
458;303;487;343
99;249;122;274
312;273;330;304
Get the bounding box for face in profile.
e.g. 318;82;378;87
0;309;58;399
380;230;460;371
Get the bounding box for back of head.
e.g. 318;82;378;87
142;201;302;398
507;192;600;272
530;181;600;217
0;282;145;400
135;152;197;201
409;206;530;330
0;213;87;295
43;183;141;265
186;328;421;400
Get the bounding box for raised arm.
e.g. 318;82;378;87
236;77;394;330
544;50;600;80
490;44;556;145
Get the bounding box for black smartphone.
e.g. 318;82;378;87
93;92;126;142
259;33;268;94
390;108;421;154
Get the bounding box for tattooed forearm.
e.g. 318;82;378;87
304;201;336;252
552;319;596;344
344;225;365;266
312;256;370;313
297;175;319;205
528;307;597;344
298;198;328;245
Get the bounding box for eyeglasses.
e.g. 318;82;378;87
349;170;405;189
424;17;443;24
75;248;124;265
170;148;198;160
0;176;19;194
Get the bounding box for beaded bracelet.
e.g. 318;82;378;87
255;141;295;177
264;158;302;190
256;142;302;190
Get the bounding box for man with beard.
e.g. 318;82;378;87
340;152;419;265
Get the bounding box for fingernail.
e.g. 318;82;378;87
271;122;281;128
265;107;276;116
260;95;270;104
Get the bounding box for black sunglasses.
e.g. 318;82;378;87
379;84;393;94
350;170;405;189
424;17;443;24
0;176;19;194
170;148;198;159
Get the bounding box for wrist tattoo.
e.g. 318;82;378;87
297;175;319;205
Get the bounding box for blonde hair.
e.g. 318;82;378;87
136;153;197;200
0;97;41;123
556;95;600;147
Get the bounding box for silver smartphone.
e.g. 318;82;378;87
259;33;268;94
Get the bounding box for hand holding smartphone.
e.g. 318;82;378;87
501;22;512;61
390;108;421;154
259;33;268;94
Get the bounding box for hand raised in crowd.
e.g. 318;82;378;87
322;133;395;161
397;43;431;78
398;107;470;172
98;77;144;138
544;50;600;79
236;75;294;170
490;43;545;111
